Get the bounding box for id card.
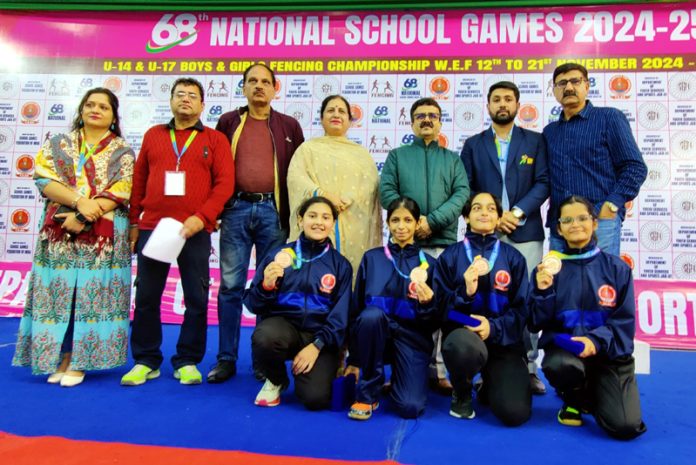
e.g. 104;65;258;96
165;171;186;196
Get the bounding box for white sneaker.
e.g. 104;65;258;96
254;379;283;407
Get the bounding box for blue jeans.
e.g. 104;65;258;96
549;213;622;256
217;197;288;362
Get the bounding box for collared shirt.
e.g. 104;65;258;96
492;126;512;211
542;101;647;225
167;118;205;131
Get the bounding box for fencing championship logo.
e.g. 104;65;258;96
147;13;199;53
20;102;41;124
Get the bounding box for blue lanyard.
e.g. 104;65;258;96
293;239;330;269
383;245;428;279
76;130;109;178
170;129;198;170
463;237;500;268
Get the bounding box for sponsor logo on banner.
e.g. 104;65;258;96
0;180;9;204
400;77;421;99
285;103;312;128
368;134;393;153
47;103;67;122
0;127;14;152
668;73;696;100
638;102;668;130
371;105;392;125
673;254;696;280
205;104;224;124
10;209;30;232
274;79;282;96
454;103;482;130
608;75;632;99
103;77;123;94
397;106;411;126
671;132;696;159
620;253;635;270
80;77;94;89
429;76;450;99
234;78;245;98
517;103;539;129
313;76;341;100
598;284;617;307
673;191;696;221
370;79;394;98
123;102;151;127
15;155;34;178
320;273;336;293
47;78;70;97
438;133;449;149
153;77;173;100
494;270;511;291
0;77;20;99
205;79;230;99
643;161;670;190
350;104;364;128
640;222;671;251
146;13;198;53
20;102;41;124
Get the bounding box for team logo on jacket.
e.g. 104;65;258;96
493;270;511;291
320;274;336;293
408;281;418;300
598;285;617;307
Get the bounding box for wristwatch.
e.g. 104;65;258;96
511;207;526;220
606;202;619;213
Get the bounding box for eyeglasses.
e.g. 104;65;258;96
413;112;441;121
558;214;593;225
554;78;586;89
173;91;201;101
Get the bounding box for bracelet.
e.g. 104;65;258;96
70;195;82;209
74;211;90;224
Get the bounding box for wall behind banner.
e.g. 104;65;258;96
0;3;695;349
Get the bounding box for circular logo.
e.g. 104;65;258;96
274;78;282;95
123;102;152;128
15;154;35;177
598;284;617;306
638;102;668;130
454;103;482;130
517;104;538;124
642;161;670;190
673;253;696;280
153;76;173;100
639;221;671;251
429;77;450;96
103;77;123;94
609;75;632;96
0;126;15;152
313;76;341;101
668;73;696;100
494;270;511;290
11;208;30;230
21;102;41;123
284;103;312;128
620;253;635;270
670;132;696;160
672;191;696;221
350;103;364;128
438;133;449;149
320;273;336;292
0;76;20;99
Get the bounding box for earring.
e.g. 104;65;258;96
110;122;115;130
79;118;84;127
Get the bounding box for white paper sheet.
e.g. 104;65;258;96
141;217;186;263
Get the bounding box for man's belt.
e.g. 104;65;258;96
236;192;274;202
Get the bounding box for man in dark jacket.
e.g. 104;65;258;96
209;63;305;383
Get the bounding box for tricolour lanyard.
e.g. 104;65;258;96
383;245;428;279
548;248;601;261
170;129;198;171
76;130;110;178
280;240;331;270
463;236;500;268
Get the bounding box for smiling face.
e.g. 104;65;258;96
465;193;500;235
557;201;598;249
170;83;204;119
80;92;114;132
388;207;417;246
299;201;335;241
321;97;351;137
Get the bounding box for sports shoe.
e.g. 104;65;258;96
120;364;160;386
450;390;475;419
558;404;583;426
174;365;202;385
347;401;379;420
530;373;547;395
254;379;284;407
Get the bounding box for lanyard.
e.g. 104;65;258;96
76;130;109;178
170;129;198;170
383;244;428;280
463;236;500;268
548;248;601;261
282;240;331;270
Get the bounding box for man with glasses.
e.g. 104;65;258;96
210;63;305;383
461;81;549;395
543;63;646;255
122;77;234;386
380;97;470;394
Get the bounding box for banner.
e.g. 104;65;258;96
1;4;695;348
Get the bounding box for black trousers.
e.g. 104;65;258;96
442;328;532;426
131;230;211;370
251;316;340;410
542;346;647;440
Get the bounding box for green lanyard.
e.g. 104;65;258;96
76;130;109;178
170;129;198;170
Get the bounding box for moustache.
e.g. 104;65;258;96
419;121;434;128
563;91;576;97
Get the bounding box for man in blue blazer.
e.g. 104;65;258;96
460;81;549;395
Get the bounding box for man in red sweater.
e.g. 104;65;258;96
121;77;234;386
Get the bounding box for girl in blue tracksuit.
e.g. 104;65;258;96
434;192;531;426
529;195;646;439
244;196;353;410
346;197;439;420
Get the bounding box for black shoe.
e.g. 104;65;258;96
206;360;236;383
429;377;453;396
530;373;547;395
450;390;475;419
557;403;583;426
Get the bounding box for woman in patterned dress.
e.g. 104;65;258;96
12;88;135;387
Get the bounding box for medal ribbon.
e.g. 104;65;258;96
547;248;601;261
170;129;198;170
383;244;428;280
463;237;500;271
293;240;330;270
